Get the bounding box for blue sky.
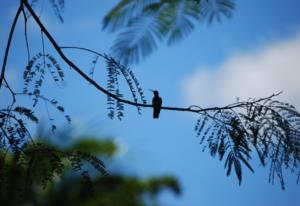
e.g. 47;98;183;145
1;0;300;205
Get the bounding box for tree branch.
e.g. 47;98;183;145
3;78;16;103
21;0;282;115
0;3;23;89
60;47;283;113
21;5;31;62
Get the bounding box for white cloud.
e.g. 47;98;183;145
113;138;129;158
182;32;300;110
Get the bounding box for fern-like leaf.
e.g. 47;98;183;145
103;0;234;65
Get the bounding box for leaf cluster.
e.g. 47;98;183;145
23;53;64;106
195;98;300;189
103;0;234;65
104;54;147;119
0;106;37;155
22;52;70;131
27;0;65;22
0;136;180;206
0;138;111;205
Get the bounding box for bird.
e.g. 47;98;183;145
151;90;162;119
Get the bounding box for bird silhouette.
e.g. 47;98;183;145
151;90;162;119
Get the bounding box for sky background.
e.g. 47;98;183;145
1;0;300;205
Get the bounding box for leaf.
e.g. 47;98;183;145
111;14;161;65
201;0;235;23
69;138;117;157
14;107;39;123
56;106;64;113
239;155;254;173
225;152;233;176
233;156;242;185
103;54;146;118
102;0;156;32
156;0;201;46
49;0;65;23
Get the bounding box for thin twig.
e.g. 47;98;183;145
21;0;282;115
3;78;16;103
21;6;31;62
60;47;282;113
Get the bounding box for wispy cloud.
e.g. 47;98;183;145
182;32;300;109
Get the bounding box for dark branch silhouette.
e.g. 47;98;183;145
1;0;282;116
1;0;300;192
59;46;283;114
0;4;23;88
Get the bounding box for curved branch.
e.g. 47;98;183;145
21;0;282;115
60;46;282;113
0;4;23;89
3;78;16;103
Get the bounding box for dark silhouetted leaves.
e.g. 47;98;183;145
104;54;146;119
14;107;38;123
23;53;64;107
194;98;300;189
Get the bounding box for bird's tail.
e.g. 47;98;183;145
153;110;160;119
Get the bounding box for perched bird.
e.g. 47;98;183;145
151;90;162;119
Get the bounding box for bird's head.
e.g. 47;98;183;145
150;89;159;96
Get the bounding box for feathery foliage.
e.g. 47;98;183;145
27;0;65;22
103;0;234;65
1;0;300;193
22;52;70;132
0;135;180;205
0;137;114;205
195;98;300;189
23;53;64;106
104;54;147;119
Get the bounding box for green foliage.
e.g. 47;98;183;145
0;137;180;206
0;138;109;204
1;0;299;193
68;137;117;157
43;175;180;206
146;176;181;196
103;0;234;65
